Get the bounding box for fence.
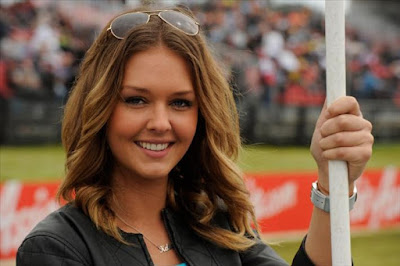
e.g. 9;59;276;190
1;97;63;145
1;97;399;145
241;99;400;144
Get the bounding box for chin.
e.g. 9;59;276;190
138;169;172;181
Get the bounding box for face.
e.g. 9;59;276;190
107;46;198;182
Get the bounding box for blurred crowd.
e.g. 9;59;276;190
195;1;400;108
0;1;96;101
0;0;399;108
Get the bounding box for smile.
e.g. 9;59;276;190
137;142;170;151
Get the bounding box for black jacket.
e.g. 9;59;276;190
17;204;313;265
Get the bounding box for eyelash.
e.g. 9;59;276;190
171;99;192;108
123;97;193;109
124;97;145;105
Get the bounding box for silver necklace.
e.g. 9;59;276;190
115;213;173;253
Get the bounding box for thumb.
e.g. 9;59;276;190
315;100;329;129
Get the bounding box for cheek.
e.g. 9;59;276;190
106;106;138;141
172;111;198;143
106;120;121;149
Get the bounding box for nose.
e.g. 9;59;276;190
147;104;172;133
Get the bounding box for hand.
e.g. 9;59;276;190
310;96;374;192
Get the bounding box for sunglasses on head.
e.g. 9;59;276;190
107;9;200;39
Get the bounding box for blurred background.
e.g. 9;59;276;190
0;0;399;146
0;0;399;265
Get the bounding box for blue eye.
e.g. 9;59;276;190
171;99;192;109
124;97;145;105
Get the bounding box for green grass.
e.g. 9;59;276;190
239;142;400;172
1;143;399;181
269;228;400;265
0;145;65;182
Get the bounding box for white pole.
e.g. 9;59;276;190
325;1;352;265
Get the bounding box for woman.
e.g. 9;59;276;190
17;6;373;266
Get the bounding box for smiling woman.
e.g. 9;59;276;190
107;46;198;184
16;4;374;266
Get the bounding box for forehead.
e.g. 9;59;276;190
122;46;195;94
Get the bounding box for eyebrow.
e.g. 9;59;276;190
122;85;195;96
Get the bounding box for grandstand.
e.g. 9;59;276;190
1;0;399;145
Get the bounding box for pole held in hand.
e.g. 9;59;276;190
325;1;352;265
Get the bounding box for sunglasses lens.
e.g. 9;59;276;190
159;10;199;36
111;13;149;39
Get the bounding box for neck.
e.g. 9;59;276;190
110;167;169;226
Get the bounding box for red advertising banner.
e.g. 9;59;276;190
0;181;60;260
245;166;400;233
1;167;399;259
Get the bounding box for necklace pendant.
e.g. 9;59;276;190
158;244;172;253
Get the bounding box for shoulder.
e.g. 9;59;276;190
240;240;289;266
22;203;94;242
17;204;93;265
212;208;288;266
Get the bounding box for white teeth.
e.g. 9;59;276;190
138;142;169;151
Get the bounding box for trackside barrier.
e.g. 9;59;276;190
1;167;399;259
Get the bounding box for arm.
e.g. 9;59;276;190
306;96;373;265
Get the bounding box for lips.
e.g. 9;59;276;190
137;142;170;151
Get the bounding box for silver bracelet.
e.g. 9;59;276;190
310;181;357;213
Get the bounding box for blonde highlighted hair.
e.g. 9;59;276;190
58;6;258;251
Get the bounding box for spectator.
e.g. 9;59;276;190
0;0;398;145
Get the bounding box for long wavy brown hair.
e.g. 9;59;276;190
58;6;258;251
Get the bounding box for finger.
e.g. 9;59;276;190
320;114;372;137
327;96;361;117
321;145;373;163
319;130;374;150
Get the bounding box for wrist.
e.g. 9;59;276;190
316;182;330;196
348;182;355;197
311;181;358;212
317;180;356;196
